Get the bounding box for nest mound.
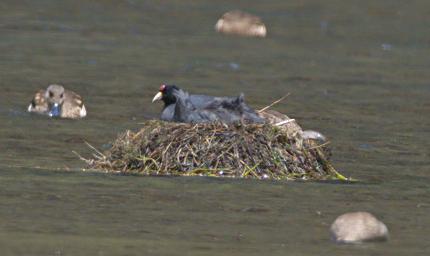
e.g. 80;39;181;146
83;120;345;180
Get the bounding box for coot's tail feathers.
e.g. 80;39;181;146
229;93;265;123
237;93;245;104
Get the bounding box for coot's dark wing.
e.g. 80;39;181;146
160;104;175;121
158;93;217;121
173;89;218;123
172;89;193;122
188;94;217;108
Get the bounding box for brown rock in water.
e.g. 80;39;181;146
215;10;267;38
330;212;389;243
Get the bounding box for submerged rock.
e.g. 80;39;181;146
330;212;389;243
215;10;267;38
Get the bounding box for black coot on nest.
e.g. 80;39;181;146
152;84;264;123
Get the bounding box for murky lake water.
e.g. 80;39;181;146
0;0;429;255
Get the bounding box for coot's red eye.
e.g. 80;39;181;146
49;91;54;98
160;84;166;92
60;93;64;98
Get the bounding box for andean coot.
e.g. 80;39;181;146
152;84;263;123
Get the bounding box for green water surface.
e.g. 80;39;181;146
0;1;429;255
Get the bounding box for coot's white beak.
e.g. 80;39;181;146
152;91;163;103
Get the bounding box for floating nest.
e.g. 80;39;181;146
79;120;347;181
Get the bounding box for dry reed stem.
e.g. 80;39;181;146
258;93;290;113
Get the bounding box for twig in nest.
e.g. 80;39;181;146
72;151;93;165
306;141;331;150
84;141;106;159
258;93;290;113
275;119;296;126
